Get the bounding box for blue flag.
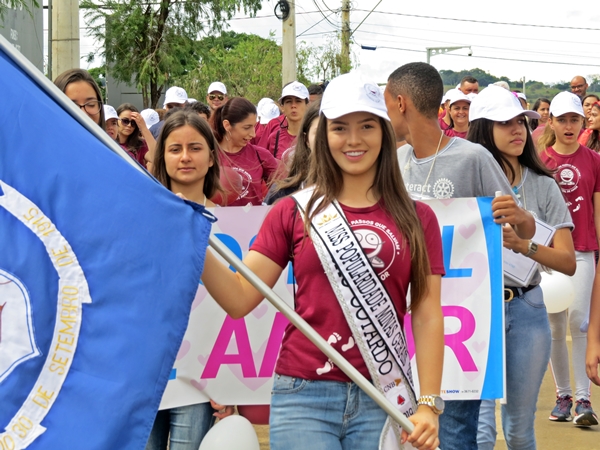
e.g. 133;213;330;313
0;40;213;448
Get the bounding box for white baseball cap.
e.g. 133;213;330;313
516;92;527;101
140;109;160;128
103;104;118;121
469;85;540;122
550;91;585;118
257;97;274;112
446;89;472;107
207;82;227;95
279;81;309;103
320;72;390;121
259;103;281;124
163;86;188;107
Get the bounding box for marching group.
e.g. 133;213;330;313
51;64;600;449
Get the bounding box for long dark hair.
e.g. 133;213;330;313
586;102;600;152
210;97;256;143
153;110;221;198
117;103;145;153
303;113;431;309
54;68;105;130
272;101;321;195
530;98;550;131
467;117;554;183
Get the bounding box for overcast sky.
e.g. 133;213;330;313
68;0;600;86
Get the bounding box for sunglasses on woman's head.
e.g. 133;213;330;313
209;94;225;101
119;118;137;127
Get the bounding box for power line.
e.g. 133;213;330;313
358;21;600;47
356;9;600;31
311;0;340;29
298;9;337;37
363;44;600;68
354;29;600;62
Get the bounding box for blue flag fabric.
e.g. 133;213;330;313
0;45;213;448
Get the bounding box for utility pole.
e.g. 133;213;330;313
281;0;296;86
51;0;79;78
341;0;350;74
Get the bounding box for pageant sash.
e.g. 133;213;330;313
293;188;416;450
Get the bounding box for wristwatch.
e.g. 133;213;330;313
418;395;445;415
524;240;539;257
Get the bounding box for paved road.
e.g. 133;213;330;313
253;339;600;449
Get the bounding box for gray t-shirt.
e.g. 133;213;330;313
398;137;531;287
397;137;514;199
510;167;573;287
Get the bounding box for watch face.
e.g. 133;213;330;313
434;396;445;410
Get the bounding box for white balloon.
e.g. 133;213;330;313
199;415;260;450
539;271;576;314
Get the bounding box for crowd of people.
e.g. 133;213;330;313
51;65;600;450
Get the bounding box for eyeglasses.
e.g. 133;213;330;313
119;118;137;127
73;100;102;115
571;84;586;91
209;94;225;101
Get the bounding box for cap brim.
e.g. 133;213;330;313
321;105;390;122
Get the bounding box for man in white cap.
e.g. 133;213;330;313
206;82;228;112
103;105;119;140
150;86;189;140
265;80;309;159
163;86;188;110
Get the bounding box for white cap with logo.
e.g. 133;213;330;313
320;72;389;121
446;89;472;107
141;109;160;128
207;82;227;95
103;105;118;121
469;85;540;122
279;81;309;103
163;86;188;107
550;91;585;118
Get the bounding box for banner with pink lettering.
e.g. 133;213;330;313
159;197;503;409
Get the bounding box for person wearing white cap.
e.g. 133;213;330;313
103;104;119;140
265;81;309;159
149;86;189;143
385;62;536;450
201;71;445;450
444;89;471;138
163;86;188;110
140;108;160;129
538;91;600;428
206;81;228;112
465;85;576;449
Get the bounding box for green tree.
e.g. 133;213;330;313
82;0;262;108
176;31;283;105
88;66;106;101
0;0;38;23
297;35;353;84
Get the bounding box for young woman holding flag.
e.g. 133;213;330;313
202;72;445;450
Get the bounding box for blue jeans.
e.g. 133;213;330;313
145;403;216;450
270;374;388;450
477;285;551;450
439;399;480;449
